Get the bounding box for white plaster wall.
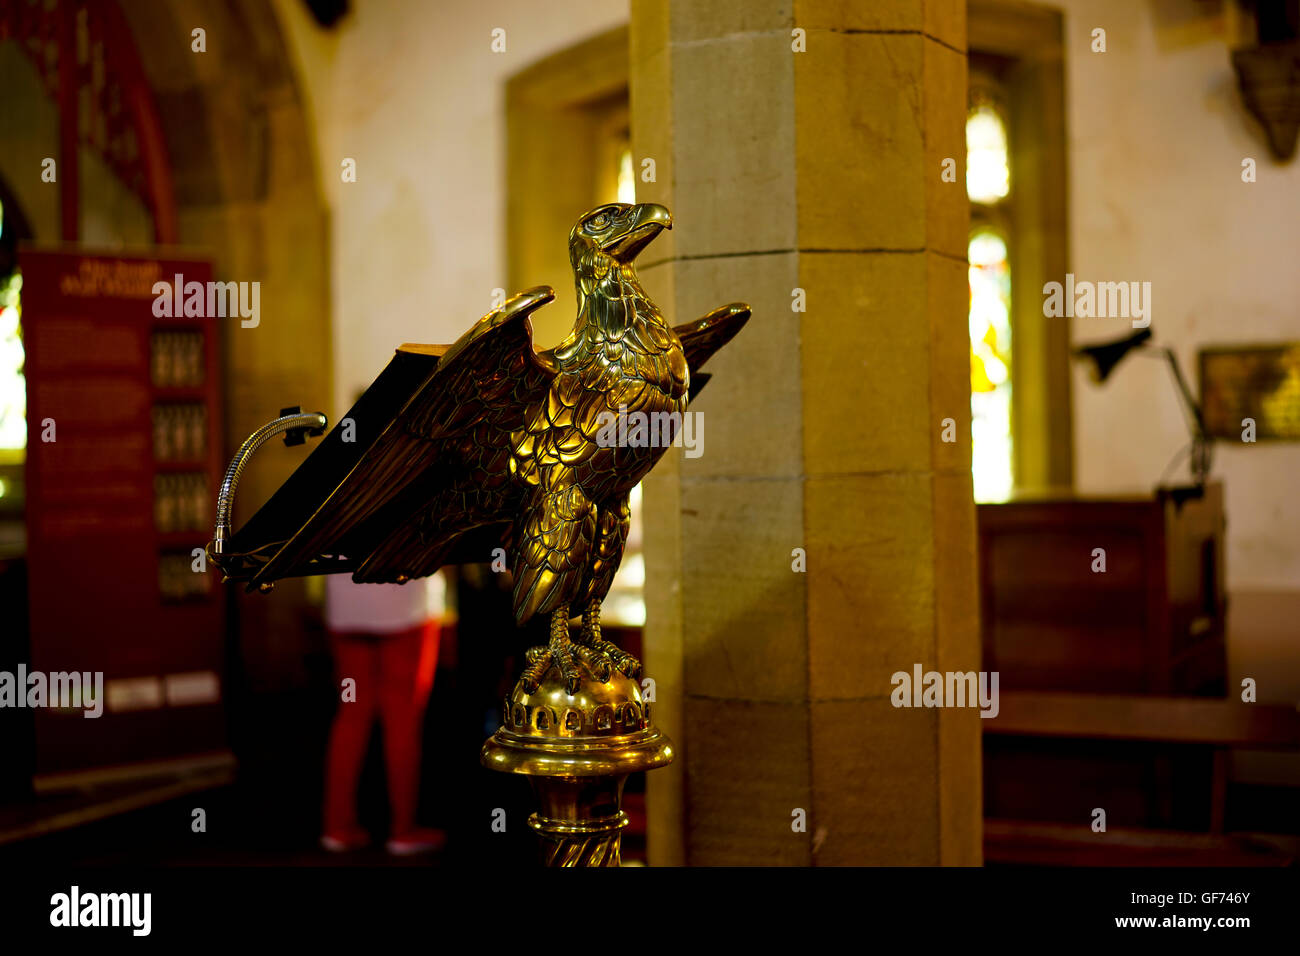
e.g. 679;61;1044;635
272;0;629;414
1058;0;1300;593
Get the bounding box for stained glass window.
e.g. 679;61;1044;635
969;231;1012;502
0;198;24;457
967;101;1013;502
966;105;1010;204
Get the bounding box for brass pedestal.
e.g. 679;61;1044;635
481;666;673;866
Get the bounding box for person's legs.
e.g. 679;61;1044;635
377;620;439;842
322;632;379;845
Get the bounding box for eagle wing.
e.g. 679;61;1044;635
245;287;557;587
674;302;751;401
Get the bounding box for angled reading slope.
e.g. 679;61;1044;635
223;345;446;580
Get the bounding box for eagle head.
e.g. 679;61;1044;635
569;202;672;305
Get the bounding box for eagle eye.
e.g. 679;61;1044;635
589;212;611;231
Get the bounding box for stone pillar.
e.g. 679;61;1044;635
631;0;980;865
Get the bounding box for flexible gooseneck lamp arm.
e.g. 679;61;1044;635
1073;330;1212;489
1136;346;1212;488
211;407;328;557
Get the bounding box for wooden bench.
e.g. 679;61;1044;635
983;691;1300;865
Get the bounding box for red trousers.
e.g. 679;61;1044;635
322;621;439;837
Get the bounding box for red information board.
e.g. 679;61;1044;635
21;249;227;781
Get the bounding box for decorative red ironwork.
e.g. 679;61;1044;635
0;0;177;243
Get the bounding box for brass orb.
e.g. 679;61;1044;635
481;664;673;778
481;663;674;865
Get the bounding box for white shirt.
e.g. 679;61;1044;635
324;571;446;634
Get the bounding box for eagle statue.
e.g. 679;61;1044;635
210;202;750;693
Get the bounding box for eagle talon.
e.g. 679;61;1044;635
575;645;612;683
518;662;546;694
577;605;641;682
583;640;639;680
513;605;585;694
604;644;641;681
621;654;642;681
515;643;584;694
558;654;582;695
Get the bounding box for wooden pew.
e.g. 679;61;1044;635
983;691;1300;866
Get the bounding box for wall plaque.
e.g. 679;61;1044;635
1199;344;1300;441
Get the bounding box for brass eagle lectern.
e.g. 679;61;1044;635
209;202;750;865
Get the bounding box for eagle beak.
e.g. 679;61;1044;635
602;203;672;263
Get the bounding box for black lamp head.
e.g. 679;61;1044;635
1074;328;1154;383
